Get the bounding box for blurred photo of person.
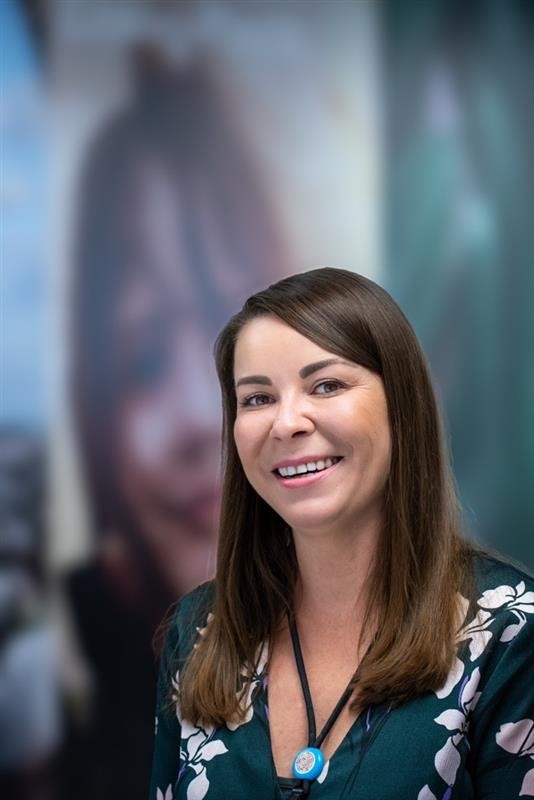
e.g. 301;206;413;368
64;48;289;800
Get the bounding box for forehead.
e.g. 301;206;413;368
233;316;338;375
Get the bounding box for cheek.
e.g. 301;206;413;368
378;429;392;483
233;417;252;466
376;398;392;461
233;417;269;491
344;399;391;471
370;409;392;480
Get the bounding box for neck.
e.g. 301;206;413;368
292;518;379;630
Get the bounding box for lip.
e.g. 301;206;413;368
271;455;342;471
272;457;342;489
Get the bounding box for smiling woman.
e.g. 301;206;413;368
233;316;391;540
150;268;534;800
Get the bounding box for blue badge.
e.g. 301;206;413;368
291;747;325;780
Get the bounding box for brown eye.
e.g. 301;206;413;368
313;380;344;395
240;394;273;407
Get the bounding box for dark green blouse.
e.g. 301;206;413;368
149;555;534;799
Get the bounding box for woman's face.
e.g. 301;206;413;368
233;316;391;540
113;162;222;596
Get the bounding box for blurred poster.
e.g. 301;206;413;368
49;2;380;798
384;0;534;570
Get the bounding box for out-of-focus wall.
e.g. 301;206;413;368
385;0;534;571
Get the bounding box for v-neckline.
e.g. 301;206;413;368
253;658;391;793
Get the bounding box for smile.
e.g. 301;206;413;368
273;456;342;479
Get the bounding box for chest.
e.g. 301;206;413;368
267;637;360;778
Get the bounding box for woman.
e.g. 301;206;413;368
150;268;534;800
66;52;288;800
71;51;287;619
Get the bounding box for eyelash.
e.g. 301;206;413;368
239;394;272;408
239;379;345;407
313;379;345;395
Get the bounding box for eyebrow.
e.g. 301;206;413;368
299;358;352;378
234;358;352;388
235;374;273;388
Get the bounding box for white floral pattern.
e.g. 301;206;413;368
437;581;534;701
458;580;534;660
417;786;438;800
479;581;534;642
178;727;228;800
432;668;481;786
157;786;173;800
157;618;269;800
151;567;533;799
496;719;534;797
456;596;494;663
419;577;534;799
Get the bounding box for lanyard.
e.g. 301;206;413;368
288;615;355;787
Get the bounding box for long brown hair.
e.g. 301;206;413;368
179;267;474;725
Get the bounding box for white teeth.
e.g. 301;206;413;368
276;457;340;478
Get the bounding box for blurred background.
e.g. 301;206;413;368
0;0;532;798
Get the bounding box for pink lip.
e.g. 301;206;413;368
273;458;342;489
271;455;341;471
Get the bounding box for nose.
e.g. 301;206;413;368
269;395;315;441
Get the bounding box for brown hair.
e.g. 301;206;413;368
179;267;474;725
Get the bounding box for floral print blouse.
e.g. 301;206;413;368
149;555;534;799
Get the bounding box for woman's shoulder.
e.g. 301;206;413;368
461;548;534;656
471;548;534;598
176;580;216;620
168;580;216;657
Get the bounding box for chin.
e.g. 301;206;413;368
280;510;344;536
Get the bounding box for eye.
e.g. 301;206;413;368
313;380;345;395
239;393;273;408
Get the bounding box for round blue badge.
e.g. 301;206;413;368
291;747;325;780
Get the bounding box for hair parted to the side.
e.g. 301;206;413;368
179;267;474;726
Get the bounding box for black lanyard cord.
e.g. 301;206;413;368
288;615;355;749
288;614;317;744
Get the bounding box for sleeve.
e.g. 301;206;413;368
469;608;534;799
148;611;182;800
